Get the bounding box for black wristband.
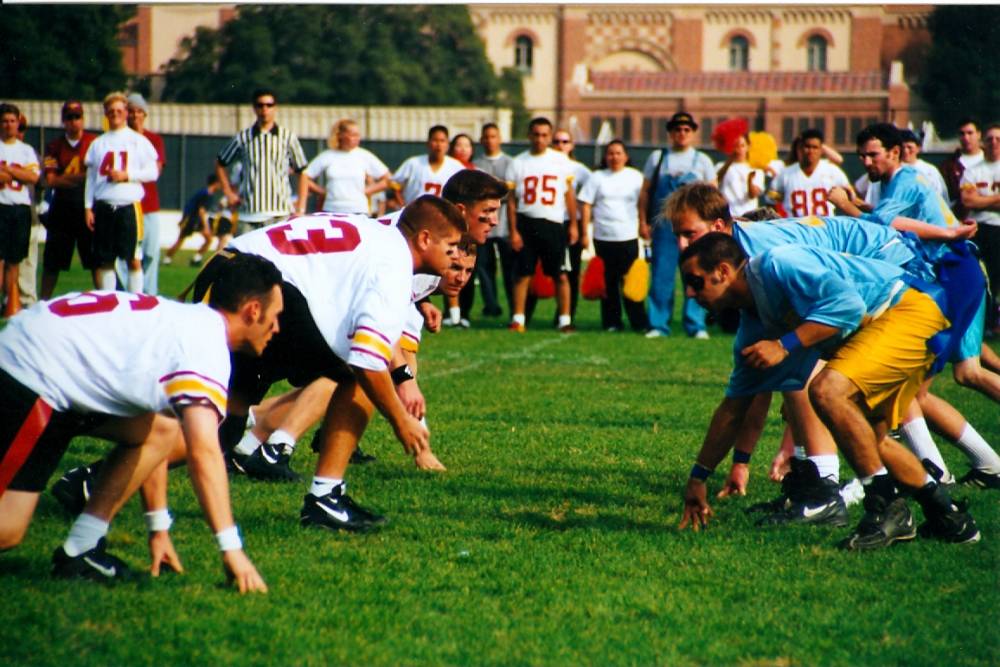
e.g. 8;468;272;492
690;463;713;481
390;364;415;385
732;450;752;464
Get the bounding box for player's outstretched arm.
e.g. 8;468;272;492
678;395;754;531
353;367;429;456
717;392;772;498
138;460;184;576
891;215;977;241
180;404;267;594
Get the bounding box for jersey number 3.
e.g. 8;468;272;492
49;292;158;318
266;217;361;255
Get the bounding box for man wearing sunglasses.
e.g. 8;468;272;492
677;232;980;551
216;88;308;235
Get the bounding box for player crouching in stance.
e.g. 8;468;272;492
677;233;980;549
0;253;282;591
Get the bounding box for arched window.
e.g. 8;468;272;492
515;35;533;74
729;35;749;71
807;35;827;72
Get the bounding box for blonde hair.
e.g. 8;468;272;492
102;91;128;110
328;118;359;150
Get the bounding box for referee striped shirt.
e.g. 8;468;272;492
217;123;307;221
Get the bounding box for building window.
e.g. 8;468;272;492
515;35;533;75
834;117;848;145
807;35;827;72
590;116;617;142
729;36;749;71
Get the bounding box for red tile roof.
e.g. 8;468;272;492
588;71;888;95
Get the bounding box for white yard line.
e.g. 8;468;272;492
428;335;570;378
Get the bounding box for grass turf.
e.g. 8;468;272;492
1;251;998;666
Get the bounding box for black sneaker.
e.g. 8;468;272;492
914;482;982;544
309;428;376;463
241;444;301;482
51;461;102;515
746;457;813;515
958;468;1000;490
52;537;132;582
757;477;849;527
226;450;249;475
300;485;386;533
838;496;916;551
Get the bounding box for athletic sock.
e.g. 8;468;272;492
267;428;296;453
448;306;461;324
558;314;572;328
952;422;1000;473
234;431;262;456
126;269;143;293
808;454;840;483
512;313;525;325
860;467;889;485
63;513;110;557
310;476;343;497
900;418;951;479
793;446;807;460
97;269;116;291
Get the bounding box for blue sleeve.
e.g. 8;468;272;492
724;315;820;396
763;247;866;334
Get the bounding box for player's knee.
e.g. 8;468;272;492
808;372;840;413
951;363;979;388
0;524;28;551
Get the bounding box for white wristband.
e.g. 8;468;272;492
144;509;173;533
215;525;242;552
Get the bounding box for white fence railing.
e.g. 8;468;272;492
10;100;512;141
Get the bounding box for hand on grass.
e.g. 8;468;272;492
394;414;430;456
717;463;748;498
678;479;713;531
149;530;184;576
223;550;268;594
414;448;447;471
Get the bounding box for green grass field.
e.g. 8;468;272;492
2;252;998;666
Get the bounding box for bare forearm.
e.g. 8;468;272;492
139;460;169;512
695;396;754;469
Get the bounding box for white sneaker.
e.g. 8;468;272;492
458;318;471;329
644;329;665;339
161;256;173;265
839;478;865;508
694;330;710;340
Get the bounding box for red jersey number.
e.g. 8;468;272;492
98;151;129;177
423;182;442;197
522;175;557;206
789;189;829;217
49;292;159;318
266;217;361;256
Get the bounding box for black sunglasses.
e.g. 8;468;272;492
254;101;276;108
552;139;571;145
63;113;83;121
682;273;705;292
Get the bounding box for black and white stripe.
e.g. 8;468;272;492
217;124;307;216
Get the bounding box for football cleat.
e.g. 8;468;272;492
508;322;526;333
746;457;813;515
756;477;849;527
958;468;1000;490
226;450;249;476
558;324;576;334
349;446;377;465
459;318;471;329
838;496;916;551
51;461;102;516
300;485;386;533
241;444;301;482
918;500;981;544
52;538;132;582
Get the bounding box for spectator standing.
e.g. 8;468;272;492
940;118;984;219
216;88;308;235
900;129;947;199
83;92;159;294
551;129;591;323
960;123;1000;332
297;118;389;215
126;94;165;294
0;103;40;317
390;125;465;207
639;112;716;339
768;128;850;218
473;122;516;318
578;140;648;332
716;134;763;217
40;101;98;299
15;112;43;308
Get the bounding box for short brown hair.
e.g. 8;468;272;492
663;182;732;227
397;195;467;240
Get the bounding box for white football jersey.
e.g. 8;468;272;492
0;139;40;206
83;127;159;207
0;293;229;419
305;147;389;214
577;167;644;242
771;161;849;218
228;212;413;370
392;154;465;205
961;159;1000;227
511;148;575;223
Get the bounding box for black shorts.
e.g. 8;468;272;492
514;216;569;278
93;200;142;264
211;213;234;238
42;200;97;271
179;213;205;237
0;204;32;263
0;368;107;494
192;251;353;408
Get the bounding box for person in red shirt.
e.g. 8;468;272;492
40;101;99;299
126;93;165;294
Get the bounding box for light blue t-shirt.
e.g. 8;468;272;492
725;244;907;397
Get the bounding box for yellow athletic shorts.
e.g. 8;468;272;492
826;288;948;429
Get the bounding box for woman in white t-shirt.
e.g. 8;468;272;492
716;135;764;217
297;119;389;215
578;140;649;332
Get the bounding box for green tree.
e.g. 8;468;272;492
0;6;134;100
161;5;521;110
921;6;1000;136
